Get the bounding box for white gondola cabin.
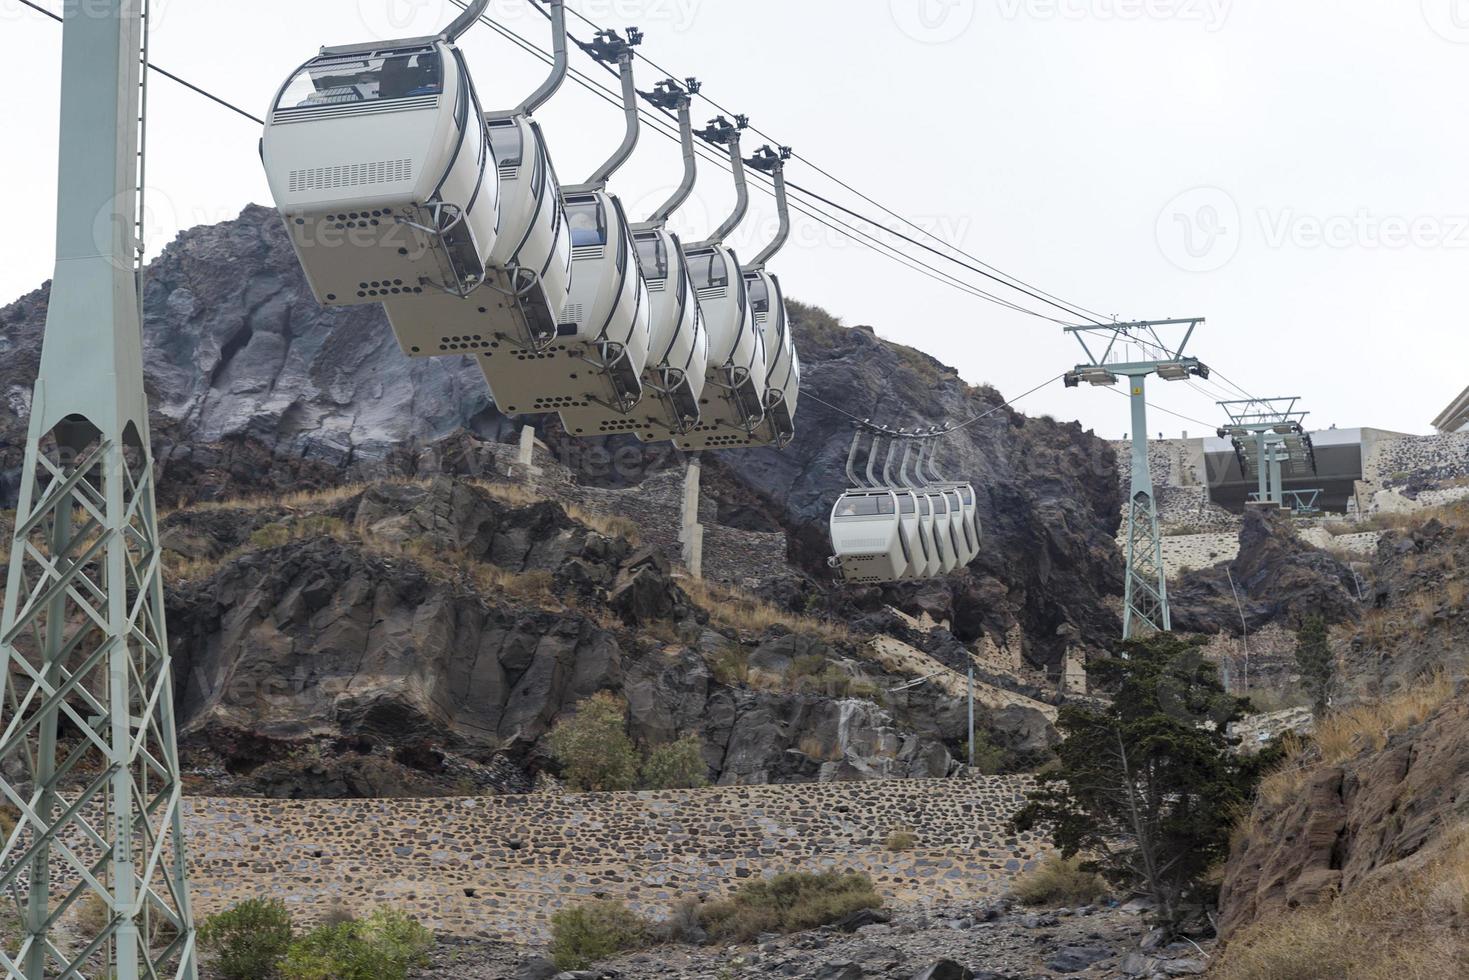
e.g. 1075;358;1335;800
383;115;573;358
480;190;650;419
560;227;709;439
829;490;910;584
263;37;498;307
672;243;767;449
746;269;800;447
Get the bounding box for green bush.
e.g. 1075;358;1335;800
548;900;648;970
548;692;640;792
199;899;295;980
641;736;709;790
281;908;432;980
1011;855;1111;907
699;871;883;943
962;731;1008;775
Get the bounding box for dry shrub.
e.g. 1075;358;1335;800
698;871;882;943
707;647;751;687
1010;856;1110;907
682;578;852;645
885;828;917;852
1214;825;1469;980
1254;732;1309;809
549;900;648;970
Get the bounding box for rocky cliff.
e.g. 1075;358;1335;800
1168;506;1361;635
0;204;1124;676
162;477;1039;797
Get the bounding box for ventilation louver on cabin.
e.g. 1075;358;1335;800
289;158;414;193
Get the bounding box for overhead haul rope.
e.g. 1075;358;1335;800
19;0;1256;421
459;0;1108;328
520;0;1119;327
16;0;265;124
804;372;1067;438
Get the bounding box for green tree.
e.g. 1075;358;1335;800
547;692;640;792
1012;635;1255;930
1294;615;1333;715
641;735;709;790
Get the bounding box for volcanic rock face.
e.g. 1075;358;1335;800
1;206;1125;674
165;479;964;796
1168;506;1361;634
1219;694;1469;938
1335;517;1469;702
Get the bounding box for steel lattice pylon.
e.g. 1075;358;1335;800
0;1;198;977
1063;318;1209;639
1124;484;1170;636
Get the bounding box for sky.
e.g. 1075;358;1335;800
2;0;1468;438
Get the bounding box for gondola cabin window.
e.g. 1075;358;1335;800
566;197;608;248
689;250;730;291
488;121;524;168
635;234;669;282
278;49;444;109
835;495;896;519
747;275;771;315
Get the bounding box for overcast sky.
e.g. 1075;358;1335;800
3;0;1467;437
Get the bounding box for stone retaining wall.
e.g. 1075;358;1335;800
182;776;1047;942
1363;430;1469;486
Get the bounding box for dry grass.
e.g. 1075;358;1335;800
1254;675;1456;808
471;480;643;545
681;578;853;645
1214;825;1469;980
885;828;917;852
566;504;642;546
1312;671;1454;764
165;482;375;517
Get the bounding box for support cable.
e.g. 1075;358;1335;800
16;0;264;125
522;0;1119;327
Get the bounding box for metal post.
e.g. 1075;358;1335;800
0;1;197;977
1268;443;1284;507
967;666;975;769
1123;375;1170;638
1255;430;1269;504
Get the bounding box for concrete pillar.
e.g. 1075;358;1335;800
509;425;541;491
1063;649;1088;696
679;457;704;578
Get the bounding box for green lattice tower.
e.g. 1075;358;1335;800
0;1;198;977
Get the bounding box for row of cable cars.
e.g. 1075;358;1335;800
829;430;981;584
260;0;799;451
